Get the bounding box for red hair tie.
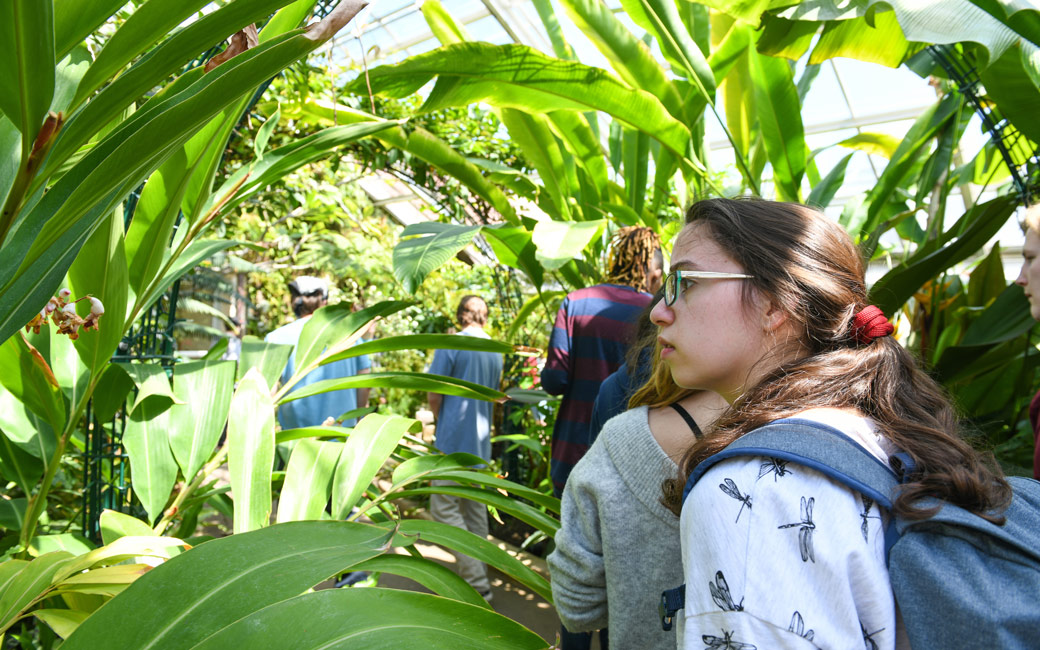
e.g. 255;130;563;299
852;305;893;345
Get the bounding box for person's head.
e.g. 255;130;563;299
1015;204;1040;319
288;276;329;317
656;197;1009;521
625;289;696;409
456;295;488;328
605;226;664;294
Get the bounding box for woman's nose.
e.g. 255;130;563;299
650;299;673;326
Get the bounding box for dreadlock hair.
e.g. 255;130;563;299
660;197;1011;524
605;226;662;291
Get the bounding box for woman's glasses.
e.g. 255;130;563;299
663;270;753;306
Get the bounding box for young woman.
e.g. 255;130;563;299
653;198;1010;649
548;327;727;650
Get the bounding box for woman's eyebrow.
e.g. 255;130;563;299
669;260;702;272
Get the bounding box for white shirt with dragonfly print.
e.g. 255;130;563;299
677;409;910;650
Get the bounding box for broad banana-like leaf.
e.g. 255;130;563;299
549;110;608;205
392;519;552;602
622;128;650;216
779;0;1038;66
226;368;275;534
293;301;411;378
168;360;235;481
533;220;606;271
350;42;692;159
806;152;853;209
809;11;912;67
421;0;471;44
348;555;489;608
332;414;419;519
123;400;178;525
99;510;155;545
561;0;684;118
192;588;545;649
869;196;1019;314
276;439;340;523
393;223;483;294
90;363;135;423
747;47;805;201
0;334;65;435
0;428;44;495
0;498;28;531
532;0;579;61
837;132;901;159
0;3;364;347
61;521;396;650
114;362;180;417
67;206;128;383
387;484;559;536
75;0;213;106
0;552;74;637
237;337;292;388
0;0;55;151
981;44;1040;145
500;109;575;221
325;334;515;365
483;225;547;288
0;385;57;464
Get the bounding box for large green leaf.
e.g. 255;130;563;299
561;0;684;119
390;485;558;536
393;223;483;294
281;372;507;406
0;6;363;347
137;239;257;316
333;414;419;519
192;588;543;649
0;384;57;463
779;0;1038;64
99;510;155;546
392;519;552;602
226;368;275;534
61;521;395;650
981;43;1040;145
532;220;606;271
747;48;805;201
75;0;212;107
114;362;179;417
807;152;854;209
67;206;128;382
0;0;55;150
0;498;28;532
211;121;399;217
483;225;546;287
237;337;293;388
0;428;44;495
0;334;65;435
348;555;488;608
869;196;1019;314
123;400;178;525
168;360;235;481
350;42;692;158
276;439;340;523
325;334;515;365
809;10;911;67
500;109;574;221
549;110;608;207
0;552;74;636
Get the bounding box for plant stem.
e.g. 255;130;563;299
153;442;230;535
18;385;95;552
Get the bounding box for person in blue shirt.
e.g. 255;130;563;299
265;276;371;429
426;295;504;601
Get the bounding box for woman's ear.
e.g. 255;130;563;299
759;297;789;334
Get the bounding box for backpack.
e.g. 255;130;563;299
659;418;1040;649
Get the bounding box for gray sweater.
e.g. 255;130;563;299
547;406;682;650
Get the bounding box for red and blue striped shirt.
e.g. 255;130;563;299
541;283;652;493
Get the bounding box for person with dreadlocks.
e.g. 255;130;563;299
542;226;663;493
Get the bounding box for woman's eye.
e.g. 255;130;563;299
679;278;695;293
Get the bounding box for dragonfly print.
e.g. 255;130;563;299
703;630;757;650
709;570;744;612
719;478;753;523
861;621;885;650
778;496;816;563
859;493;881;542
758;457;792;482
788;611;815;642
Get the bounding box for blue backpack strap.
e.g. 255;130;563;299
683;418;904;556
659;584;685;631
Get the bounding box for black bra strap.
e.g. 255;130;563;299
668;403;702;439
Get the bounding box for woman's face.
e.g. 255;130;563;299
650;223;778;403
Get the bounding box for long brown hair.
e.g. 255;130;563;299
661;198;1011;522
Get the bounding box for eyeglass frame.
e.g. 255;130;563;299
663;270;754;306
